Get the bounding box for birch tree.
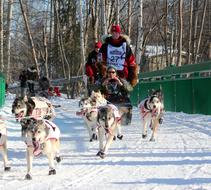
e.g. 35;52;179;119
78;0;85;76
177;0;183;66
19;0;40;77
127;0;132;37
195;0;207;63
5;0;13;81
135;0;143;65
101;0;107;35
116;0;120;25
187;0;193;64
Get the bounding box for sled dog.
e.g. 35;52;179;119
12;96;55;121
139;91;164;141
0;119;11;171
77;97;98;142
96;104;122;159
12;96;56;137
24;119;61;180
90;90;107;107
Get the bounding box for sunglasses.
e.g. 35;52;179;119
108;71;116;74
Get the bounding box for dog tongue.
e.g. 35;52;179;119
33;141;42;156
16;112;24;119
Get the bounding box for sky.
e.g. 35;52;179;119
0;93;211;190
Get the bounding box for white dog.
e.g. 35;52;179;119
0;119;11;171
90;90;107;107
24;119;61;180
139;94;164;141
96;104;122;159
76;97;98;142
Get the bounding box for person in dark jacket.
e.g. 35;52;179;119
101;66;133;125
27;66;38;95
85;41;102;95
19;70;28;97
99;25;138;88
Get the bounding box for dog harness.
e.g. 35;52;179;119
108;104;121;120
139;98;159;119
44;120;60;141
30;97;54;119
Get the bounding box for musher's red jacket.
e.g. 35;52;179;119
100;35;138;87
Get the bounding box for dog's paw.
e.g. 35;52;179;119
4;166;11;171
92;133;97;140
96;151;106;159
25;173;32;180
142;134;147;139
117;135;123;140
49;169;56;175
55;156;62;163
159;118;163;124
90;134;97;142
149;137;155;142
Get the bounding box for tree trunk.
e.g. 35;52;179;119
127;0;132;37
195;0;207;63
49;0;53;79
101;0;107;35
92;0;99;42
164;0;169;67
187;0;193;64
191;0;199;63
78;0;85;76
116;0;120;24
6;0;13;81
177;0;183;66
19;0;40;77
135;0;143;66
43;25;49;78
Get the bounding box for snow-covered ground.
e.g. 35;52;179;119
1;93;211;190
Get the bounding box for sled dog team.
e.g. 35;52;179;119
0;89;164;179
77;89;164;159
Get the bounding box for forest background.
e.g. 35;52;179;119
0;0;210;85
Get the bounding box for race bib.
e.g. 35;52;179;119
107;43;126;70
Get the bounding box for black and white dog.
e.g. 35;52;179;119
12;96;55;121
12;96;55;137
0;119;11;171
139;89;164;141
96;104;122;159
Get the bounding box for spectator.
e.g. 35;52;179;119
27;66;38;95
19;70;27;97
99;24;138;87
85;41;102;95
